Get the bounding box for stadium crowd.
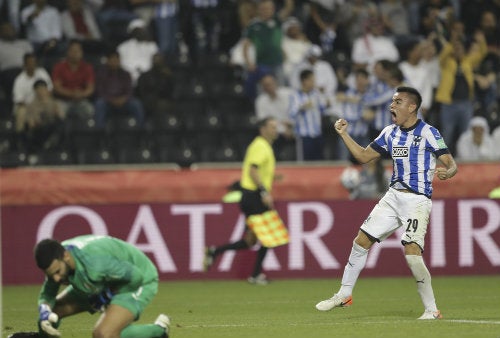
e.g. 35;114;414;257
0;0;498;166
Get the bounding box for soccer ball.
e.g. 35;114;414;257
340;167;360;190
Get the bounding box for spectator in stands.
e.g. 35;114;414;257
362;59;395;138
153;0;179;56
420;34;441;95
435;30;488;155
129;0;160;25
188;0;221;60
289;69;328;161
281;17;311;82
137;52;174;119
52;39;95;120
351;16;400;71
0;0;21;33
255;74;294;154
290;45;337;114
12;53;53;133
493;126;500;160
304;0;340;53
419;1;454;37
238;0;257;30
479;10;500;59
95;50;145;128
456;116;496;162
399;40;435;117
242;0;293;99
378;0;410;38
335;68;371;161
337;0;377;48
0;22;33;71
20;0;64;56
60;0;102;42
96;0;137;41
474;56;497;114
117;19;159;85
23;79;65;152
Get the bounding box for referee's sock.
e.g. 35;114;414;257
214;239;249;256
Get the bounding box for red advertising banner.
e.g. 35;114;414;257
2;199;500;285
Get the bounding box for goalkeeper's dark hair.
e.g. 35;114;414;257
34;239;65;270
396;86;422;113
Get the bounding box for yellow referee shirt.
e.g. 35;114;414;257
240;136;275;192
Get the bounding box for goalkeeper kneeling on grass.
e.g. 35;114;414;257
33;235;170;338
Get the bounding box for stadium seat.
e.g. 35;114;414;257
209;82;246;100
0;151;27;168
76;148;116;165
30;150;74;166
213;140;240;162
107;116;145;150
173;80;207;100
117;147;157;164
0;118;16;152
171;144;199;168
69;117;108;153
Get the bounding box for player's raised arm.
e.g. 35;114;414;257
436;153;457;180
334;119;380;164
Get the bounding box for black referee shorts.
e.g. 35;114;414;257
239;188;270;217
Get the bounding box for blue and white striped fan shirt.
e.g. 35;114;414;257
340;88;369;138
370;120;449;198
364;80;393;131
289;89;326;138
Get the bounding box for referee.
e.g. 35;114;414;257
204;117;279;284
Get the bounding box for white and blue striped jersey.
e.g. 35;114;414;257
363;80;393;131
339;88;369;138
370;119;449;198
289;89;326;138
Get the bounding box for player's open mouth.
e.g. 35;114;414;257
391;110;397;122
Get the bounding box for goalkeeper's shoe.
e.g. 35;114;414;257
154;314;171;338
315;294;353;311
203;246;215;271
418;310;442;320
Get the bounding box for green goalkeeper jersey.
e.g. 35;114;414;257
38;235;158;307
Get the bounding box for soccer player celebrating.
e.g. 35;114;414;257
316;86;457;319
34;235;170;337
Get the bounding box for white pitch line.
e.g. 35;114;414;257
446;319;500;325
180;319;500;329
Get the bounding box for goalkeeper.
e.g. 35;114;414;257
33;235;170;338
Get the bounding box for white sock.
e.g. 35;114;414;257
338;241;369;298
406;255;438;312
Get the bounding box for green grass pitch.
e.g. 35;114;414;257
3;276;500;338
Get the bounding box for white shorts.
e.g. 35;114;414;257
359;188;432;250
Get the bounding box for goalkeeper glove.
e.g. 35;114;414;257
89;288;114;312
38;304;60;337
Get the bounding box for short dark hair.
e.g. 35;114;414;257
33;79;48;89
257;117;275;130
34;239;65;270
23;52;35;63
299;69;313;82
396;86;422;112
